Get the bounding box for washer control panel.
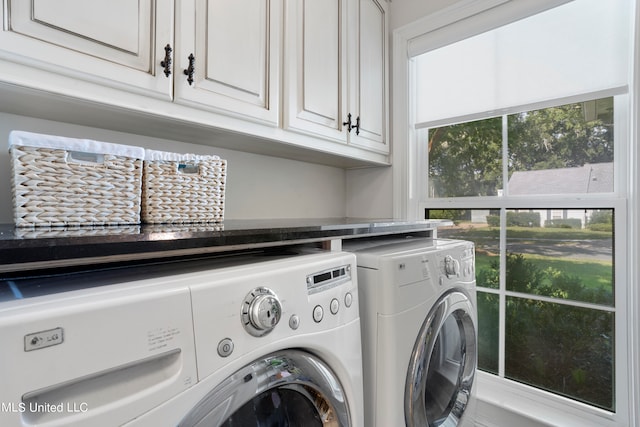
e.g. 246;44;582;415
190;252;358;380
307;264;354;324
306;264;351;294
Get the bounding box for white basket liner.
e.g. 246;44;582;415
9;130;145;159
145;149;220;162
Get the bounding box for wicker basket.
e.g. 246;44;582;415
9;131;144;227
14;225;141;239
142;150;226;224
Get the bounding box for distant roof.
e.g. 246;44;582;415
508;163;613;195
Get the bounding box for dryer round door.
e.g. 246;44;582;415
179;350;350;426
405;290;477;427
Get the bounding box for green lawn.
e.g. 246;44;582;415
442;224;614;297
475;252;613;294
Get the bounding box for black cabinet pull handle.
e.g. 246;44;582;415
343;114;360;134
160;44;172;77
343;113;353;133
184;54;195;85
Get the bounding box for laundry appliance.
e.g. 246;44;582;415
133;250;364;426
0;266;198;427
344;237;477;427
0;250;364;427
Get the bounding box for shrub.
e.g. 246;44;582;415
507;211;540;227
545;218;582;229
486;215;500;227
589;210;613;225
588;223;613;232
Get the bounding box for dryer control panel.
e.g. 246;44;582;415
437;242;476;286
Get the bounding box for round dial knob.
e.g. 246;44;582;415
241;288;282;337
443;255;460;278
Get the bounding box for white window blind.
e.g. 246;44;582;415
414;0;631;126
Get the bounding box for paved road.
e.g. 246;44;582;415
438;229;613;262
502;239;612;262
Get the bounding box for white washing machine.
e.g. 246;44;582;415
0;250;364;427
0;266;198;427
344;237;477;427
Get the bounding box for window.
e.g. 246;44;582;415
424;96;618;411
396;0;636;425
427;98;615;199
430;206;615;410
408;0;634;420
423;96;625;423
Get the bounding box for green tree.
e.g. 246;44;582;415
507;100;614;173
427;98;614;196
428;117;502;197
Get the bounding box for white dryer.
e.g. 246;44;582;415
344;237;477;427
0;250;364;427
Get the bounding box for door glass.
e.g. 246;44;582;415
221;387;324;427
425;313;465;426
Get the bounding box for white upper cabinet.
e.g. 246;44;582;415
0;0;389;165
175;0;282;125
348;0;388;153
284;0;348;141
284;0;389;153
1;0;173;98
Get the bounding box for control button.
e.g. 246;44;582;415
344;292;353;308
217;338;234;358
289;314;300;330
313;305;324;323
241;287;282;337
330;298;339;315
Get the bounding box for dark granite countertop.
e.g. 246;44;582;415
0;218;452;274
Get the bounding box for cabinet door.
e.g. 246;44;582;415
175;0;281;126
1;0;172;98
284;0;348;142
348;0;389;153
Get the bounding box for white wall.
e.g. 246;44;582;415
0;113;347;223
389;0;464;30
346;166;393;218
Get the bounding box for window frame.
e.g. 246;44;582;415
392;1;639;426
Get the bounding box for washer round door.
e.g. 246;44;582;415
179;350;350;427
405;290;477;427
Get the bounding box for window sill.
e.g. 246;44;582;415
475;371;624;427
